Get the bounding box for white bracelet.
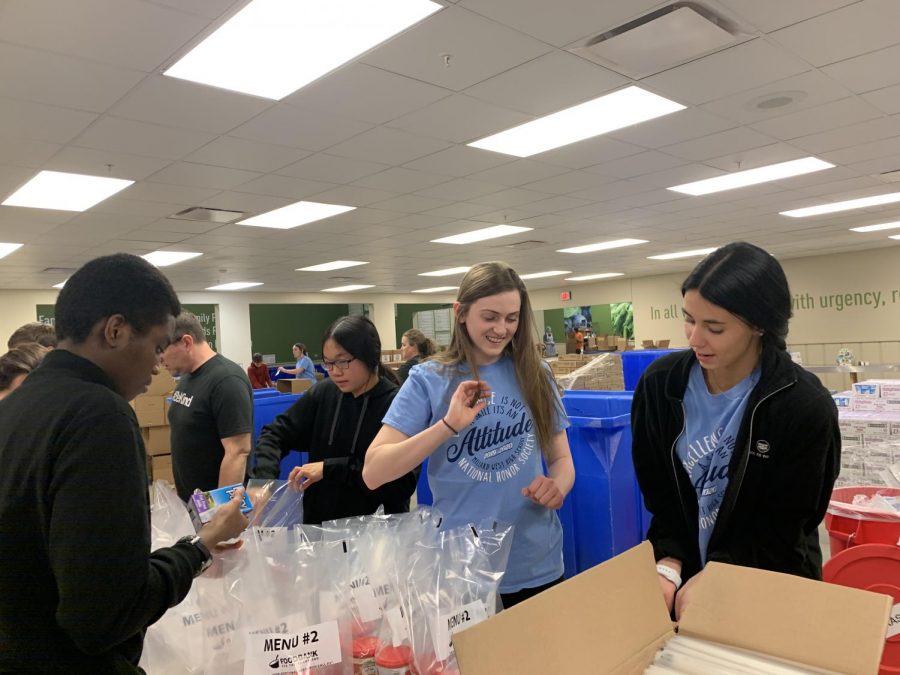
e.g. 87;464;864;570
656;563;682;591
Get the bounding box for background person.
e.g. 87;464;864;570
247;352;273;389
251;316;418;524
162;312;253;502
0;341;49;401
397;328;436;383
0;253;247;671
277;342;317;382
631;242;840;620
363;261;575;608
7;321;57;349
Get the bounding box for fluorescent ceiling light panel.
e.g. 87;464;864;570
850;221;900;233
164;0;442;100
648;247;716;260
206;282;263;290
418;266;470;277
143;251;203;267
557;238;648;254
468;86;684;157
781;191;900;217
321;284;374;292
888;235;900;241
52;280;67;289
296;260;368;272
0;243;23;259
519;270;572;279
564;273;624;281
668;158;834;196
411;286;458;293
237;201;355;229
432;225;533;245
2;171;133;212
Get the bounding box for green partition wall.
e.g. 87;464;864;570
249;304;350;362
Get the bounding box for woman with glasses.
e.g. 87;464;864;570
250;316;418;524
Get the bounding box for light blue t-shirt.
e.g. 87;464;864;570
295;355;316;381
677;362;760;565
382;356;569;593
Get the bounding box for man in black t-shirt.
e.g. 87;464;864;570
162;312;253;501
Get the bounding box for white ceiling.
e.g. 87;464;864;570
1;0;899;293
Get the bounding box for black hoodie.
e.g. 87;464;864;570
631;348;840;584
250;376;418;524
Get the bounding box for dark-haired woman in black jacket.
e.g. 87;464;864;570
632;242;840;620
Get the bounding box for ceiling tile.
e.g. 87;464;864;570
0;97;97;144
115;181;220;206
585;151;689;179
609;107;736;148
326;127;451;165
821;43;900;94
353;168;451;193
537;136;644;169
463;50;628;116
276;154;389;184
422;202;495;219
458;0;662;47
110;76;271;134
521;170;612;195
231;174;338;200
199;192;291;215
702;143;809;172
467;160;569;186
771;0;900;66
231;104;372;151
415;178;506;201
362;6;551;91
0;42;144;113
822;135;900;166
643;39;810;105
862;84;900;115
717;0;859;32
45;146;171;181
284;63;452;125
369;194;453;214
660;126;777;162
147;162;261;190
185;136;311;174
791;116;900;154
468;187;553;208
0;0;209;72
402;145;513;177
749;96;881;140
74;117;216;159
387;94;531;144
0;136;61;168
307;185;400;207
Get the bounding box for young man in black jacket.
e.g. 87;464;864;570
0;254;248;672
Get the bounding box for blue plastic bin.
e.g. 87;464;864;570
252;388;280;398
621;349;680;390
560;390;649;576
415;457;433;506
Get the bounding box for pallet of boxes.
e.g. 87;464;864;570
380;348;403;375
132;370;176;483
834;379;900;486
551;353;625;391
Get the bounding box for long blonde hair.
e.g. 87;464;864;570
435;261;560;451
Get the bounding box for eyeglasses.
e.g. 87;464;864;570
322;357;356;372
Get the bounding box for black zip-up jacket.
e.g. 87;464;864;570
0;350;207;673
250;376;417;524
631;348;840;584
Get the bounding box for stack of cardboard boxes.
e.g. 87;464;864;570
552;353;625;391
132;371;176;483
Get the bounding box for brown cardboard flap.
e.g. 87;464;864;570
679;561;892;675
453;542;674;675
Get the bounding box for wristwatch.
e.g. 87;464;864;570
177;535;213;577
656;563;682;591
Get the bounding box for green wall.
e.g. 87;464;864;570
394;303;452;346
545;304;618;338
249;304;350;362
182;303;217;352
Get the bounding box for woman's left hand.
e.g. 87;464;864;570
288;462;324;491
522;475;564;509
674;569;702;621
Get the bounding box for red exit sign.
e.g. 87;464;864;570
560;290;572;301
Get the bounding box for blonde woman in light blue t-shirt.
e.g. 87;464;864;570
363;261;575;609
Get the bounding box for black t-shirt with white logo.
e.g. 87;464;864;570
168;354;253;501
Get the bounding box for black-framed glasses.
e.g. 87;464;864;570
322;357;356;371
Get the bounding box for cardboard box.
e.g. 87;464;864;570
145;370;176;396
141;425;171;456
132;395;166;427
150;453;174;483
276;379;313;394
454;542;891;675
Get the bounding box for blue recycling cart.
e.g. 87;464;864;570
621;349;680;390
